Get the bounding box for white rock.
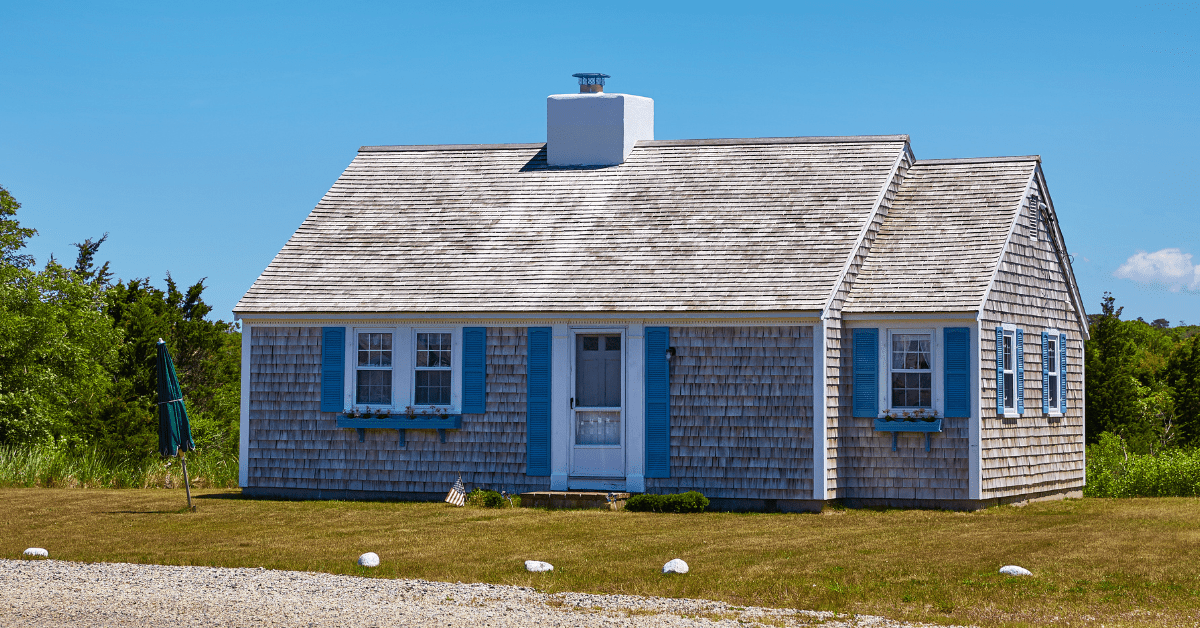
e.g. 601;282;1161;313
357;552;380;567
663;559;689;574
23;548;48;558
524;560;553;573
999;565;1032;576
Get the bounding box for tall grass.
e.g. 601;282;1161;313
1085;432;1200;497
0;445;238;489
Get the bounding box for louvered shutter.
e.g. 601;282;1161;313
462;327;486;414
943;327;970;418
1016;328;1025;414
1041;332;1050;414
1060;333;1068;412
645;327;671;479
852;328;878;418
321;327;345;413
526;327;552;476
995;326;1004;414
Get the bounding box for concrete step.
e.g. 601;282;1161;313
520;491;630;510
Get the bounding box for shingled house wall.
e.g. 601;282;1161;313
244;325;546;498
978;178;1086;502
646;326;816;508
824;148;913;499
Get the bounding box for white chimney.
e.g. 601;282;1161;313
547;73;654;167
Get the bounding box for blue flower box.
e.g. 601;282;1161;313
337;415;462;430
872;419;942;433
336;415;462;444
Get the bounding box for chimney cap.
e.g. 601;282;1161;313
572;73;610;85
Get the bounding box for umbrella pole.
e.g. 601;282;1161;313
179;447;195;511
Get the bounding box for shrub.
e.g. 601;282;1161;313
625;491;709;513
1085;432;1200;497
466;488;514;508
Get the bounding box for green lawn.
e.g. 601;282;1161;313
3;489;1199;627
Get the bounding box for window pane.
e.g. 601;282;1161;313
605;336;621;351
1004;373;1014;408
358;333;392;367
916;352;929;370
416;333;452;369
575;410;621;445
1049;374;1059;407
415;370;451;405
1003;335;1013;370
356;369;392;405
583;336;598;351
892;373;905;388
1048;339;1057;372
905;352;918;369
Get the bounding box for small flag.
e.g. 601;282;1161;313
445;475;466;507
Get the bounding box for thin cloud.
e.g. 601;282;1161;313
1114;248;1200;292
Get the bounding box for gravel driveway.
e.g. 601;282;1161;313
1;559;967;627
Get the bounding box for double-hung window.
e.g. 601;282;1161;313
356;331;393;405
890;332;933;409
1001;329;1015;412
414;331;452;406
1046;335;1059;410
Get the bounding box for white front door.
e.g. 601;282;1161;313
570;331;625;477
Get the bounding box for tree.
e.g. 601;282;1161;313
0;186;120;446
76;274;240;456
1084;293;1140;445
1165;334;1200;447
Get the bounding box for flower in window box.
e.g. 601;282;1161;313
344;407;360;418
404;406;417;420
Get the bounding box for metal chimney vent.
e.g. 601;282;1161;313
572;73;610;94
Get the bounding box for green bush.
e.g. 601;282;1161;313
466;488;515;508
1085;432;1200;497
625;491;709;513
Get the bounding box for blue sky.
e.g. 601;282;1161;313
2;2;1196;324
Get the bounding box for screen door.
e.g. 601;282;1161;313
571;333;624;476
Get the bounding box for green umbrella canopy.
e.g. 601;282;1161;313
157;339;195;457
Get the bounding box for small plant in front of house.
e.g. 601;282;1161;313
404;406;417;419
625;491;709;513
343;407;360;418
466;488;509;508
881;409;895;421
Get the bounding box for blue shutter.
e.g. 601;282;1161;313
645;327;671;478
321;327;346;413
943;327;970;418
1016;328;1025;414
995;326;1004;414
526;327;552;476
852;328;878;418
1060;333;1068;412
1041;332;1050;414
462;327;487;414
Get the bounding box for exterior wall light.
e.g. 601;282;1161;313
666;347;676;360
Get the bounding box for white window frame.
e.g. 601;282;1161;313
351;328;396;409
1001;324;1018;417
884;328;939;415
1046;328;1062;417
411;327;462;412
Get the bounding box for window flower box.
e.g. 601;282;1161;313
336;414;462;444
872;417;942;452
872;418;942;433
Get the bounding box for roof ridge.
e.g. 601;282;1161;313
914;155;1040;165
359;135;912;153
640;135;909;147
360;143;546;152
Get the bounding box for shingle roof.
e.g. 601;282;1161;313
235;137;908;314
842;158;1038;313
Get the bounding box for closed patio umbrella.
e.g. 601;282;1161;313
157;338;196;510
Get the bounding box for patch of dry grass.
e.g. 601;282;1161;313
2;489;1198;627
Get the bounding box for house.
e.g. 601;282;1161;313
234;75;1088;510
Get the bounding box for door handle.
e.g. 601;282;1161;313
570;397;575;409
